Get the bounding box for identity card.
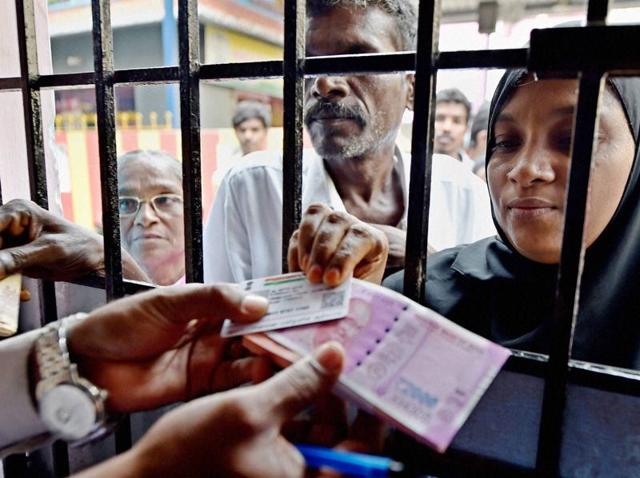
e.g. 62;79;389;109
220;272;352;337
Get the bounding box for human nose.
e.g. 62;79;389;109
133;200;159;226
310;76;349;101
507;147;556;188
440;117;454;132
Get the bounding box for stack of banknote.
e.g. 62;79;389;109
242;276;511;453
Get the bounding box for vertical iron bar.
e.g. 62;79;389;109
535;72;605;476
15;0;65;474
281;0;305;271
535;3;609;475
15;0;47;210
91;0;130;453
402;0;441;302
587;0;608;23
91;0;123;300
178;0;203;283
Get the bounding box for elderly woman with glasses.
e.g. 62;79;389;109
118;150;186;286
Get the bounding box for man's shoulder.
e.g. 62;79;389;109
430;154;486;191
224;150;284;180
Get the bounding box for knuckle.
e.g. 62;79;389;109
305;203;330;216
3;248;24;270
326;211;349;225
374;232;389;253
298;220;316;238
5;199;28;211
348;223;372;239
310;242;332;261
207;283;235;304
281;363;319;400
228;396;266;433
332;250;352;263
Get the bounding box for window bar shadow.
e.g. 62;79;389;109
15;0;67;476
91;0;130;454
281;0;305;271
178;0;203;283
402;0;441;303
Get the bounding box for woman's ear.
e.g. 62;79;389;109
405;73;415;111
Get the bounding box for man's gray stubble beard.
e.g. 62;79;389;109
311;112;400;161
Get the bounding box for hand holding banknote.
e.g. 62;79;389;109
77;342;345;478
67;284;272;412
288;203;389;287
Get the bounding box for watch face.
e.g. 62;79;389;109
40;384;97;440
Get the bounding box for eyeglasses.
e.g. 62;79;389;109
118;194;184;217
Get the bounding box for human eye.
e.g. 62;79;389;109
491;134;521;154
551;130;573;154
154;195;182;212
118;197;139;216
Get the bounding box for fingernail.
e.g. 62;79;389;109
324;267;340;285
241;294;269;315
312;342;344;374
301;254;309;270
308;264;323;282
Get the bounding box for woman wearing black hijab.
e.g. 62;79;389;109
290;71;640;370
385;73;640;369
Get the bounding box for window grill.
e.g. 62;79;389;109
1;0;640;476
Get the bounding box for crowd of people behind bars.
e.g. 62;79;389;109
1;0;639;475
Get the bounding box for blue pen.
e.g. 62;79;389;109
295;444;405;477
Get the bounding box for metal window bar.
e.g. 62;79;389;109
178;0;204;283
2;0;640;475
90;0;131;456
14;0;67;475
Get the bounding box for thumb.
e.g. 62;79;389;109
0;242;47;279
261;342;344;425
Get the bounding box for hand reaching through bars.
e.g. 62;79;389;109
288;203;389;287
73;342;344;478
65;284;273;413
0;199;149;283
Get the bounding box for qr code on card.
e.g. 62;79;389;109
321;291;345;309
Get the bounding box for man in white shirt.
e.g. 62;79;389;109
433;88;476;170
203;0;495;283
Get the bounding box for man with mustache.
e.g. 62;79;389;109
203;0;495;282
434;88;474;170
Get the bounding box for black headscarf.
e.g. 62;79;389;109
385;72;640;369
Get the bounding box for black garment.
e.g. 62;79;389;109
385;74;640;369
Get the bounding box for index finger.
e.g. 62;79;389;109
70;284;270;361
297;203;332;272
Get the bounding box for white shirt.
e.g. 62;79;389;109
458;149;476;171
203;149;496;283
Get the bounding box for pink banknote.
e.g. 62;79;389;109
269;279;511;453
